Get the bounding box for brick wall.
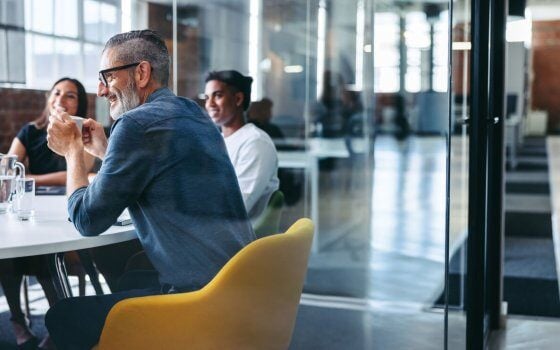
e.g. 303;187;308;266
532;20;560;131
0;88;97;153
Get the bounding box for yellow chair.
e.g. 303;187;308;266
96;218;314;350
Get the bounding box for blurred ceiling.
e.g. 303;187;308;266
144;0;560;21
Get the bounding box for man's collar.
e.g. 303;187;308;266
146;87;173;103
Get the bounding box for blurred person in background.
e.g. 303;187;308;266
204;70;279;222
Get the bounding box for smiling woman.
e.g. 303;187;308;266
1;76;95;349
7;78;91;186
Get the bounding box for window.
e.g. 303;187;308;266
84;0;120;43
54;0;79;37
0;0;25;83
433;11;449;92
374;12;400;93
28;0;54;33
1;0;25;26
405;11;430;92
0;0;120;90
405;10;449;93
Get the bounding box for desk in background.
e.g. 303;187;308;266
277;137;368;253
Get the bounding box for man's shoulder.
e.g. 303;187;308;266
230;124;277;154
244;123;276;147
239;123;272;140
120;94;205;128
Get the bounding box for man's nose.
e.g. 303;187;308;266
97;81;108;97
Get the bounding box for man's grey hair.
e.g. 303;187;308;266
104;29;170;87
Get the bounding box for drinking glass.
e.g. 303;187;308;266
15;178;35;220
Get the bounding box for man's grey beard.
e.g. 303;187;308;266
110;78;141;120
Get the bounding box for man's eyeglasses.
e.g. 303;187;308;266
98;62;141;87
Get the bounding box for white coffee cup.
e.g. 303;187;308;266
71;116;85;134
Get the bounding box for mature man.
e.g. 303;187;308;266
45;30;254;350
204;70;279;222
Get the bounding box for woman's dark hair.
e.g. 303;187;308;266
205;70;253;111
34;77;88;129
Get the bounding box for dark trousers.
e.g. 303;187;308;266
90;239;144;292
45;271;161;350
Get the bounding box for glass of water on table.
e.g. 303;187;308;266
14;178;35;220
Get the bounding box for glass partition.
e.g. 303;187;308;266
447;0;470;347
368;1;451;348
0;0;460;347
155;0;452;346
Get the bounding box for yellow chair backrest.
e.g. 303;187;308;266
97;218;314;350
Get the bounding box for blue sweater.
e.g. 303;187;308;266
68;88;254;290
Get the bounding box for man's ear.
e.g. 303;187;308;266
235;92;244;108
136;61;152;88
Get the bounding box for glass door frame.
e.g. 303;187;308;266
485;0;508;333
465;0;508;347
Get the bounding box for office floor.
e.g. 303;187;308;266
1;135;560;349
287;135;560;349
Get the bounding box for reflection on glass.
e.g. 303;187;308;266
448;0;470;348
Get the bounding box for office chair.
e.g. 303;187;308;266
23;251;103;320
95;218;314;350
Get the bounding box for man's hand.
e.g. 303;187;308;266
47;109;89;195
83;119;108;160
47;110;83;157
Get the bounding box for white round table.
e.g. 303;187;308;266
0;195;137;297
